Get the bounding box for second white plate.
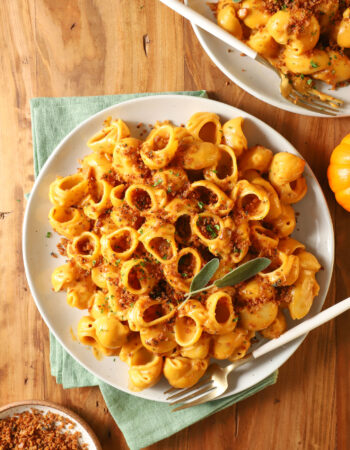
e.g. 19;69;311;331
186;0;350;118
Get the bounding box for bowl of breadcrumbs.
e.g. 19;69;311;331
0;400;101;449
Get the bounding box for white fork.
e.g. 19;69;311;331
165;297;350;411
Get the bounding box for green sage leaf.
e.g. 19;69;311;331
214;257;271;288
189;258;220;293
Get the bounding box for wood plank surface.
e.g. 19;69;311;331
0;1;349;449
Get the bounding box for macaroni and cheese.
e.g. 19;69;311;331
49;112;320;391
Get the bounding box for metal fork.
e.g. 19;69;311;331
159;0;343;116
256;55;342;117
165;297;350;411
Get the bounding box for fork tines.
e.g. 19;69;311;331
165;377;217;412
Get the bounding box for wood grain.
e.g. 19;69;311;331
0;0;349;449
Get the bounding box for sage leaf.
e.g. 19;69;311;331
214;257;271;288
189;258;220;293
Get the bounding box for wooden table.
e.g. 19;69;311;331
0;1;349;448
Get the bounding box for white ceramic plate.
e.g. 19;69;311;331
23;95;334;402
186;0;350;118
0;400;101;449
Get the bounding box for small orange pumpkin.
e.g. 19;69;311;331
327;134;350;211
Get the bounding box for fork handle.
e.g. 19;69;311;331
159;0;257;59
252;298;350;360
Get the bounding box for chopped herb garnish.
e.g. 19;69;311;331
198;201;205;210
153;179;162;187
46;232;52;238
310;60;319;68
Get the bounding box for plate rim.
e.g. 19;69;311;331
22;94;335;402
186;0;349;118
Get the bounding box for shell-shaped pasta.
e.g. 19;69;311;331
128;347;163;391
89;291;113;319
128;297;176;331
49;174;88;207
163;247;202;293
232;180;270;221
91;264;118;289
288;269;320;320
260;308;287;339
217;2;242;39
119;333;143;364
77;316;97;347
113;138;145;183
138;221;177;264
100;227;139;263
67;276;95;309
67;231;101;270
238;276;275;304
282;48;330;74
314;50;350;84
181;141;220;170
175;301;207;348
278;237;305;255
222;117;247;157
120;259;155;295
239;301;278;331
211;329;250;360
51;262;77;292
87;119;130;153
110;184;126;208
239;146;273;174
178;299;209;324
83;180;113;220
81;152;113;180
152;168;188;194
240;0;271;29
270;203;296;237
165;199;197;245
94;315;129;349
269;152;305;186
276;176;307;204
180;333;211;359
186;112;222;145
124;184;167;214
140;125;178;169
337;8;350;48
297;250;321;272
163;356;208;388
260;251;300;286
247;27;279;58
191;212;225;249
203;144;238;192
245;171;281;221
250;222;279;252
190;180;234;216
174;315;203;347
140;323;177;354
267;10;319;54
228;328;255;361
49;206;91;239
204;291;237;335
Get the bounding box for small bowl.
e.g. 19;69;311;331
0;400;102;450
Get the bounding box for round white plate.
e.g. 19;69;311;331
23;95;334;402
0;400;101;449
186;0;350;118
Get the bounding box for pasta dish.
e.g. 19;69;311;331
49;112;320;391
212;0;350;91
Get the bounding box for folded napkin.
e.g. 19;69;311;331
30;91;278;450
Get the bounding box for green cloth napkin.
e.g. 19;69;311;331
30;91;278;450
